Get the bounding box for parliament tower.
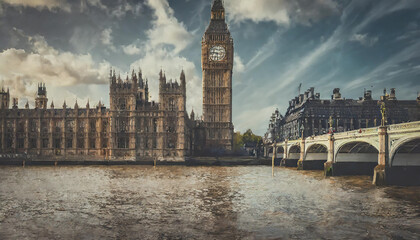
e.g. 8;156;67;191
202;0;234;151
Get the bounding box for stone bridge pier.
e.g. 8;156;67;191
272;121;420;186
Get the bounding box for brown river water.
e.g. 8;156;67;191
0;166;419;239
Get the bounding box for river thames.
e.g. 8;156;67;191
0;166;419;239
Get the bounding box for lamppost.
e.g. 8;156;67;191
300;125;305;139
380;102;387;127
328;115;334;134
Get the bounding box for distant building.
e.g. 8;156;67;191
264;88;420;144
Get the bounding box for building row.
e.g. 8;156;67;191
264;87;420;144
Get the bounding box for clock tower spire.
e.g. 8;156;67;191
202;0;234;152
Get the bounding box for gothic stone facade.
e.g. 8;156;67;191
201;0;234;152
264;87;420;144
0;0;235;160
0;70;193;161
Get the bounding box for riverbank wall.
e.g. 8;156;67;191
0;156;280;166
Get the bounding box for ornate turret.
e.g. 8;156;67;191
211;0;225;20
0;87;9;109
145;79;149;101
117;73;122;84
50;101;54;109
190;108;195;120
206;0;229;34
332;88;342;100
138;68;144;89
35;83;48;109
86;99;90;109
180;70;186;93
389;88;397;100
132;69;138;86
62;100;67;109
25;100;29;109
12;98;18;109
74;99;79;109
159;69;165;90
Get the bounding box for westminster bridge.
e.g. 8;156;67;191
265;121;420;186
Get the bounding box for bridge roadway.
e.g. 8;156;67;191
266;121;420;186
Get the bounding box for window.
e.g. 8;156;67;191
18;122;25;132
77;138;85;149
90;139;96;149
136;118;141;130
153;119;157;132
102;139;108;148
118;137;128;149
102;120;108;132
117;119;128;132
78;120;85;133
153;138;157;149
42;138;49;148
41;121;48;133
169;98;176;111
30;121;37;132
54;139;61;149
136;137;141;148
66;120;74;133
66;139;73;148
29;138;37;149
17;138;24;149
55;121;62;133
90;120;96;132
119;98;126;110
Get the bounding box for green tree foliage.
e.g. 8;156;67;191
233;129;263;152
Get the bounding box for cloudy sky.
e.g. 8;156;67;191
0;0;420;135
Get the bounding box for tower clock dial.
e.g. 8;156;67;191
209;45;226;61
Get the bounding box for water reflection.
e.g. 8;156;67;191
0;166;419;239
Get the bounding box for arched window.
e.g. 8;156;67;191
169;98;176;111
119;98;126;110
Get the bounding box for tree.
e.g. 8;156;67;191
233;129;263;152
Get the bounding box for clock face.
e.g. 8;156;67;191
209;45;226;61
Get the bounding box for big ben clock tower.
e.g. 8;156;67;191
202;0;234;151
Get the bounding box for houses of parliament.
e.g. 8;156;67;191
0;0;234;161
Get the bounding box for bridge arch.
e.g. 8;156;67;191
390;137;420;166
335;141;379;163
288;144;300;160
267;147;273;157
304;144;328;160
276;146;284;154
302;143;328;170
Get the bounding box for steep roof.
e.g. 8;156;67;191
212;0;224;11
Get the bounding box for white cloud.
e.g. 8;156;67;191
350;33;378;47
123;44;142;55
234;55;245;74
1;0;71;12
225;0;339;26
127;0;201;114
100;28;116;52
110;1;142;18
0;32;111;105
100;28;112;45
130;48;202;114
234;105;278;134
146;0;193;54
